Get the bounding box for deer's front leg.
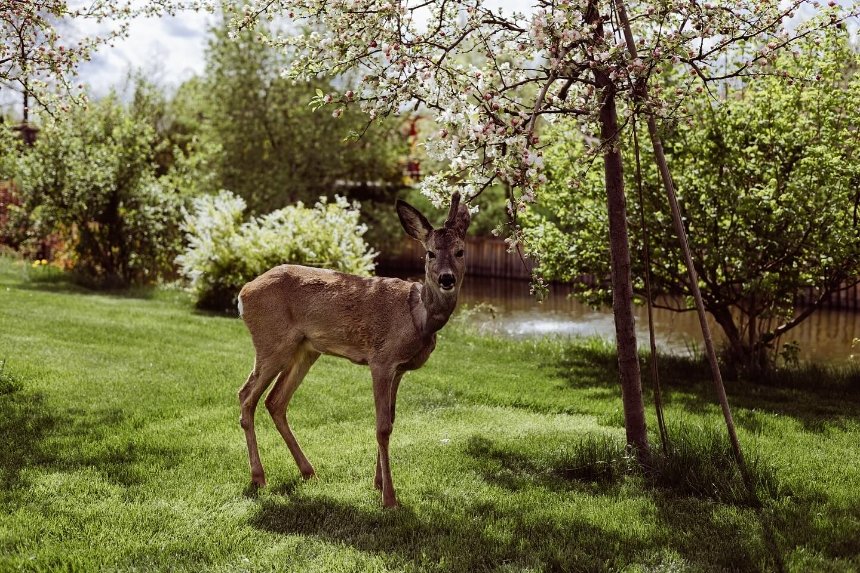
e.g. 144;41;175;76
372;367;400;508
376;372;403;492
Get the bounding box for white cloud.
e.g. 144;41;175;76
76;10;214;97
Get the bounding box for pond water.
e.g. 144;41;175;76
437;276;859;364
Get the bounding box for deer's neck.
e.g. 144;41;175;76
411;281;458;338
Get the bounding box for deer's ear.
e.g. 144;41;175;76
396;200;433;243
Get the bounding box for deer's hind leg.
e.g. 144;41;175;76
265;344;320;479
239;356;283;488
239;332;304;487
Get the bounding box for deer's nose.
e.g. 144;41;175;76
439;273;456;290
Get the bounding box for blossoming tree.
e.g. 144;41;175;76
0;0;193;121
237;0;859;459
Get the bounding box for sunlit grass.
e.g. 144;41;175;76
1;256;858;572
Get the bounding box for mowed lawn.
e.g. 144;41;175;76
1;259;859;572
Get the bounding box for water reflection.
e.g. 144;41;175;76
452;276;859;364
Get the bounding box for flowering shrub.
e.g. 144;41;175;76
177;190;377;310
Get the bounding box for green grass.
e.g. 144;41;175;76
1;257;859;572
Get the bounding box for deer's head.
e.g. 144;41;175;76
397;192;471;296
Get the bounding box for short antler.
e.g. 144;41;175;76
444;192;461;229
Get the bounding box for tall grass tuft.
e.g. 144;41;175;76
0;360;21;395
650;423;781;505
553;435;631;484
550;426;781;505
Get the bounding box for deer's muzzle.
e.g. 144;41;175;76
439;273;456;290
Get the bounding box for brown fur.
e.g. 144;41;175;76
237;194;471;508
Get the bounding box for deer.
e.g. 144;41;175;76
236;192;471;508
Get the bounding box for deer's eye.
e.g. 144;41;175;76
455;249;465;258
427;251;436;259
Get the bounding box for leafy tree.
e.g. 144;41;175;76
238;0;859;459
196;13;407;215
17;96;189;286
527;32;860;373
124;75;223;199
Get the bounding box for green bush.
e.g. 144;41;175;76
177;190;377;310
17;96;188;286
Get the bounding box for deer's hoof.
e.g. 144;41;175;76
300;467;316;480
382;496;399;509
251;473;267;488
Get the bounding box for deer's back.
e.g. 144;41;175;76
239;265;423;367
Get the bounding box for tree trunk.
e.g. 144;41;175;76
711;305;773;374
586;0;648;461
600;91;649;459
710;305;745;378
711;306;743;357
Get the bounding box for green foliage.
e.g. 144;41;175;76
526;32;860;371
126;75;222;197
0;123;21;180
177;190;377;310
16;95;190;286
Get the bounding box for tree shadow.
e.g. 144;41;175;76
460;433;856;571
549;345;860;433
650;481;860;571
250;493;654;572
463;434;626;495
14;275;163;300
0;387;59;492
667;385;860;434
0;369;186;502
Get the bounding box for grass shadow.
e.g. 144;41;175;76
464;434;629;495
0;370;59;493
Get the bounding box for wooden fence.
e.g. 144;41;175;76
796;281;860;312
378;236;860;312
378;236;535;279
